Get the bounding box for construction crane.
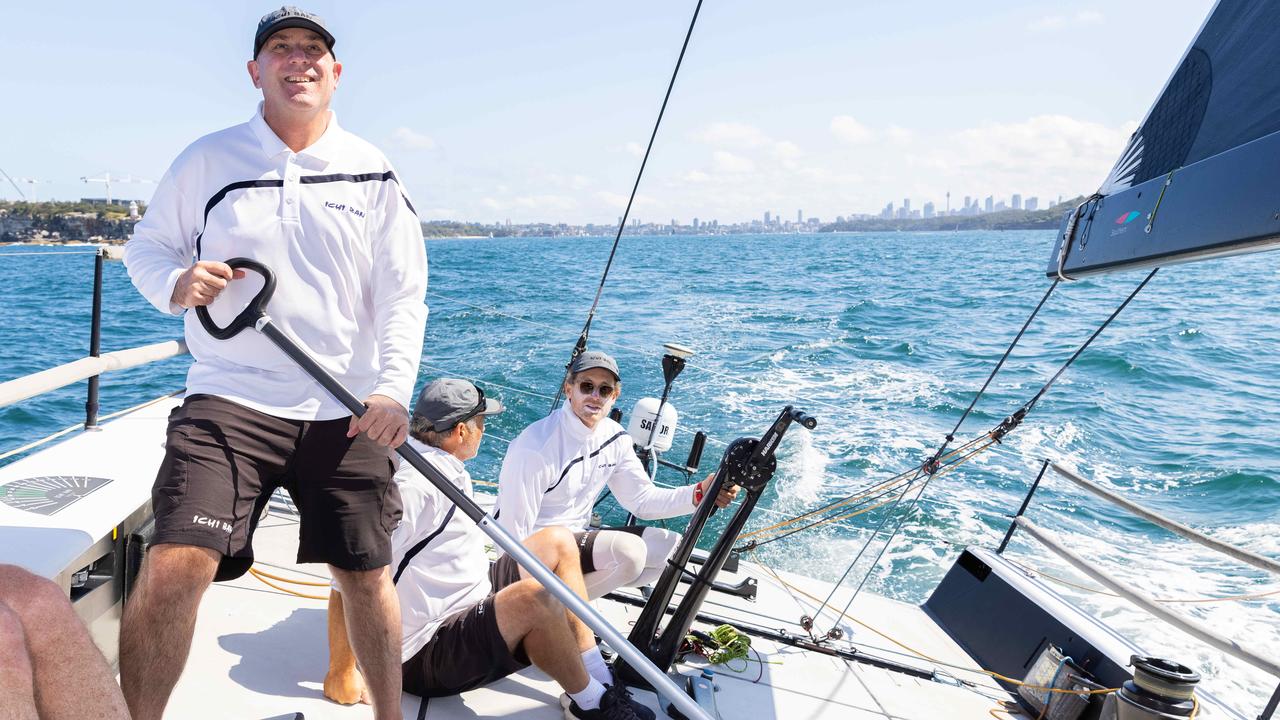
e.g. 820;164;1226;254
81;172;154;205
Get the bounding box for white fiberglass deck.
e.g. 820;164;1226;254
166;499;1016;720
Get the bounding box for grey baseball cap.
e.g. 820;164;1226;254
570;350;620;381
254;6;336;58
413;379;504;432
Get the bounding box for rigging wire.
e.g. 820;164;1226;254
925;278;1060;472
801;270;1158;635
550;0;705;410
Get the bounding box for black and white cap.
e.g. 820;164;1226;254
254;6;336;58
570;350;620;381
413;379;504;432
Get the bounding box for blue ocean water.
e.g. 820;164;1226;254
1;233;1276;709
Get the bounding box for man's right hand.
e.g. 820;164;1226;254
170;261;246;308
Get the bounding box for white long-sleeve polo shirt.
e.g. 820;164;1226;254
390;440;491;661
494;403;696;543
124;106;427;420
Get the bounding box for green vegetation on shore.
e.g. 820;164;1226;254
0;200;141;243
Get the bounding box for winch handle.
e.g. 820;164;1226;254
790;409;818;430
195;258;277;340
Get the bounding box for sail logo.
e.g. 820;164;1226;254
1115;211;1141;225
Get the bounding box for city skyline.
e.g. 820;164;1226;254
0;1;1215;224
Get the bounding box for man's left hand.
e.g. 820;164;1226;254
697;473;740;509
347;394;408;448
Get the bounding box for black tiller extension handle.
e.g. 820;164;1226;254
195;257;277;339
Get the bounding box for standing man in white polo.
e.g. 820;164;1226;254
121;7;426;720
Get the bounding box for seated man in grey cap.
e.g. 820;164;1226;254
325;378;654;720
494;351;738;671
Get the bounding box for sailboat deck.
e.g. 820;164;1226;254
0;394;1019;718
167;505;1014;720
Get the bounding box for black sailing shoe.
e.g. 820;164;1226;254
564;682;656;720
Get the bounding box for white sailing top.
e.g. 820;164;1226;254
391;440;492;661
124;105;427;420
494;403;695;542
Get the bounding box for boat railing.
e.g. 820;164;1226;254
997;459;1280;720
0;246;188;448
0;339;188;411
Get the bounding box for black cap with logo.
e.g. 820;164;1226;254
254;6;336;58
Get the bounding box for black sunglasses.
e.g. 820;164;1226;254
576;380;616;399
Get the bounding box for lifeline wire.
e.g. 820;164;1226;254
551;0;705;411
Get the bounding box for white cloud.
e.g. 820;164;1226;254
830;115;873;144
1029;10;1103;31
712;151;755;173
886;125;913;145
481;197;502;210
594;191;656;209
423;207;456;218
695;121;770;148
389;127;436;151
513;194;578;212
620;142;643;157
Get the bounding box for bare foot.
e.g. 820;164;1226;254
324;667;370;705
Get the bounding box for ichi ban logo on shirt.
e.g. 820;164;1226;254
324;201;366;218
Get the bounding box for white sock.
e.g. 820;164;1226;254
581;646;613;687
569;677;606;711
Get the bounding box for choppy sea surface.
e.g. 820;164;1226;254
1;232;1276;712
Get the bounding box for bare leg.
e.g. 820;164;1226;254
0;600;38;720
521;527;595;651
493;579;589;694
118;544;219;720
330;566;400;720
0;565;129;720
323;589;370;705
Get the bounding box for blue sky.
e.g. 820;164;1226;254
0;1;1215;223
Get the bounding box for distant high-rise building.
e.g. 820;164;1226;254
671;218;678;228
1012;194;1022;210
946;191;951;214
881;202;894;219
764;211;771;225
995;201;1008;211
923;201;935;219
797;209;803;224
984;196;994;213
903;198;911;213
692;217;700;229
1025;197;1039;212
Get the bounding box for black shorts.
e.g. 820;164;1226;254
575;525;646;573
402;555;527;697
151;394;400;581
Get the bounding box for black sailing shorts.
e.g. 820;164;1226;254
401;554;528;698
150;394;401;581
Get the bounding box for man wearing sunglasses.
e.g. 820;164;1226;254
494;351;738;662
325;378;653;719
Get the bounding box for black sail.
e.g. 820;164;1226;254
1048;0;1280;277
